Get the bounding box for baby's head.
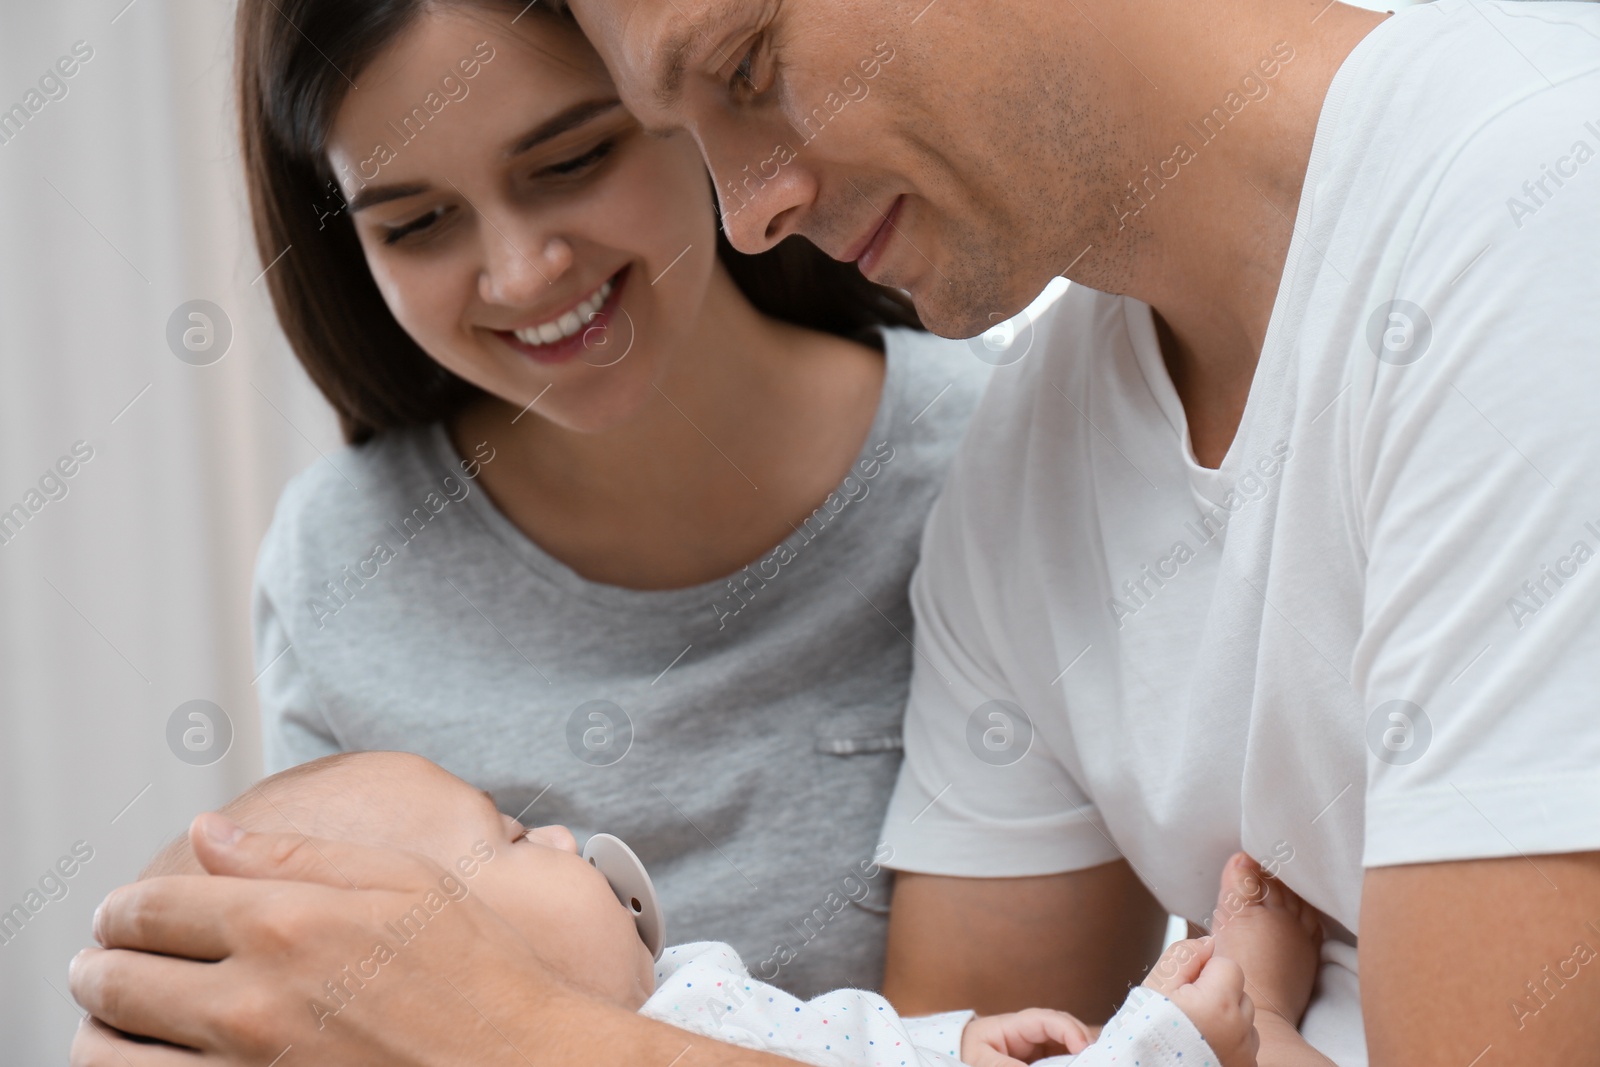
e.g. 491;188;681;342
144;751;656;1008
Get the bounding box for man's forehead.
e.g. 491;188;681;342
582;0;758;102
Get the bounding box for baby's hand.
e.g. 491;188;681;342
959;1007;1092;1067
1142;936;1259;1067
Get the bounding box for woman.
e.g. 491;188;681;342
239;0;987;996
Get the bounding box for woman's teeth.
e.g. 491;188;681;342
512;278;614;346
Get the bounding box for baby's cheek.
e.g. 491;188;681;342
629;934;657;1007
575;888;657;1007
461;859;548;942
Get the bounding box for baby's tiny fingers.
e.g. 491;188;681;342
1193;955;1247;1001
1144;935;1213;993
1017;1009;1092;1055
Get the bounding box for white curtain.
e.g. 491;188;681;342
0;1;338;1059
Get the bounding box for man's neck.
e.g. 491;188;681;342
1066;0;1388;465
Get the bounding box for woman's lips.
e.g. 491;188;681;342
494;266;630;366
854;195;904;279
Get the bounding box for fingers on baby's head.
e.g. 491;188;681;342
138;751;471;880
139;751;370;879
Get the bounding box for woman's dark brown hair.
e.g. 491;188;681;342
236;0;920;445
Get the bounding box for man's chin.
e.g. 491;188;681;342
906;280;1033;342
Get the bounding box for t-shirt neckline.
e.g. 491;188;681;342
1123;6;1400;504
421;333;903;613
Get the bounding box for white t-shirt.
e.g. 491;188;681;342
880;2;1600;1064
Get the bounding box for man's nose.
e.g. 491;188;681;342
702;128;817;254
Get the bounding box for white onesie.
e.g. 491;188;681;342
639;942;1218;1067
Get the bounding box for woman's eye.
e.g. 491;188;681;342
381;207;446;245
544;140;615;177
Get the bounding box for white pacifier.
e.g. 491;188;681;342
582;832;665;960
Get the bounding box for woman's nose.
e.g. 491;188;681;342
525;824;579;854
480;232;574;307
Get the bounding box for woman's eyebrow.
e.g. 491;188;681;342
343;101;623;214
503;98;623;158
347;181;431;213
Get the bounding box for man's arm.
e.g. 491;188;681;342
1361;852;1600;1066
882;860;1168;1022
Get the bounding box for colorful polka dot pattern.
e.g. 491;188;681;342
640;942;968;1067
1064;988;1219;1067
639;942;1219;1067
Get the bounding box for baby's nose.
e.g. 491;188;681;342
525;824;578;853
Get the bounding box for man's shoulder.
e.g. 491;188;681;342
1316;1;1600;322
1357;0;1600;95
1339;0;1600;190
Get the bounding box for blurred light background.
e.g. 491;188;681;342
0;0;1423;1059
0;2;339;1059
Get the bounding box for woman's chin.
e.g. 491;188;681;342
525;374;661;437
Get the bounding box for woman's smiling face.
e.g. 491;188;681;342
326;5;718;434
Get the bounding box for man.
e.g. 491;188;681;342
71;1;1600;1065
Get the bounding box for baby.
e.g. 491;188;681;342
144;752;1326;1067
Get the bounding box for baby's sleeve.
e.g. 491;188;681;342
900;1011;975;1063
1069;987;1218;1067
754;988;968;1067
642;947;968;1067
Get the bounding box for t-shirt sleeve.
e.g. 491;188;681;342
1355;68;1600;867
879;425;1122;877
253;574;342;774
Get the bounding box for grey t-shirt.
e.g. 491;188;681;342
252;327;988;997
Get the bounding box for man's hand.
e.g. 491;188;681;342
959;1007;1091;1067
68;812;582;1065
1362;851;1600;1067
66;812;787;1067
